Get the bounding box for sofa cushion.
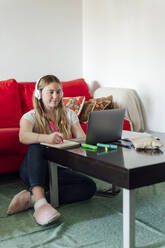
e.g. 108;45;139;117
0;128;27;154
18;82;35;114
0;79;22;128
62;78;91;100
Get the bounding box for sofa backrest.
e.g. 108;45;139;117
18;78;91;114
18;82;35;115
0;78;131;131
0;79;22;128
62;78;91;100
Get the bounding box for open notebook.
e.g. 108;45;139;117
41;139;80;149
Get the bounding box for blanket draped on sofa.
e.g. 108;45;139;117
94;87;145;132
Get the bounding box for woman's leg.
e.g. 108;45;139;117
8;144;60;225
19;143;50;207
47;167;96;205
20;144;96;205
19;144;49;192
8;144;96;224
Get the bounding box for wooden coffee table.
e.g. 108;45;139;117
42;131;165;248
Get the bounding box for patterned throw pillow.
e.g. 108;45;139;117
79;99;96;123
94;95;113;111
62;96;85;116
79;95;113;123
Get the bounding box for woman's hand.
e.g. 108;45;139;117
46;132;64;144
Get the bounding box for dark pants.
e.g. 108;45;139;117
19;144;96;205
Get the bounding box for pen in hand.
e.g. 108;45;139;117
49;121;64;143
50;121;57;132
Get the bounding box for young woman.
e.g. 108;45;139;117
7;75;96;225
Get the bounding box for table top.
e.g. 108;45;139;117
43;131;165;190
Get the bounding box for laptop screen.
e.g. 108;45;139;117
86;108;125;145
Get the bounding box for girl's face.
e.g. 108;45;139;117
41;82;63;111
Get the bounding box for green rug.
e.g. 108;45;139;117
1;179;165;248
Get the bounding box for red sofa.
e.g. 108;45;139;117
0;78;131;174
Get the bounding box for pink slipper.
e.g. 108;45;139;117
33;203;61;225
7;190;31;215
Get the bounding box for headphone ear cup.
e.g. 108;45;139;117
35;79;41;100
35;89;41;100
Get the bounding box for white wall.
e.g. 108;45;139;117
1;0;165;132
83;0;165;132
0;0;82;81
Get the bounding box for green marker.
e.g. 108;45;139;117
81;143;98;151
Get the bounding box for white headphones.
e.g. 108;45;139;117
35;77;63;100
35;79;41;100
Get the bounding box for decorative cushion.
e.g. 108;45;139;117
94;96;113;111
79;99;96;123
62;96;85;116
79;96;113;123
0;79;22;128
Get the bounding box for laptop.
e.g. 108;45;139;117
86;108;125;145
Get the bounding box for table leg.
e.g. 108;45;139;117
112;184;120;195
123;188;135;248
48;161;59;208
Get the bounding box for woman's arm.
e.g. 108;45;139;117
19;119;63;145
71;121;86;139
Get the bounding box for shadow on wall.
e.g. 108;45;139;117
90;81;101;97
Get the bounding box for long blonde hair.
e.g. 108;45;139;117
33;75;72;139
